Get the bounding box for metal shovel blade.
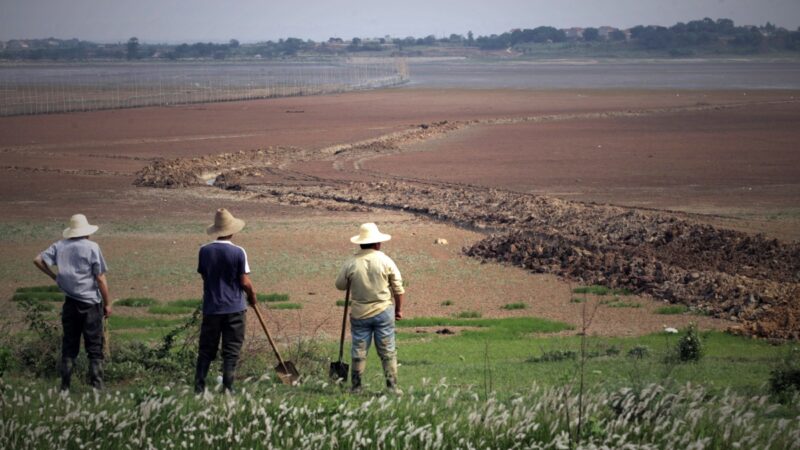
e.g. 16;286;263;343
329;361;349;382
275;361;300;385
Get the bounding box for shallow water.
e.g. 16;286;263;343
407;59;800;90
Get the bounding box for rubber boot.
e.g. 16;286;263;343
350;358;365;393
88;359;104;390
194;358;211;394
382;357;401;395
59;357;75;392
222;360;236;394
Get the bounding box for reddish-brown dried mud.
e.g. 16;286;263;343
1;88;798;338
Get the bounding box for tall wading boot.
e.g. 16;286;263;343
88;359;104;390
59;357;75;392
222;360;236;394
194;358;211;394
381;357;401;395
350;358;366;393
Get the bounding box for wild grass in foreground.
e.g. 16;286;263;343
0;378;797;450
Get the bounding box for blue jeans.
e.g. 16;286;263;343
350;306;397;388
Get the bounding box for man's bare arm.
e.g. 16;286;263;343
241;274;257;306
33;255;57;281
96;273;112;317
393;292;404;320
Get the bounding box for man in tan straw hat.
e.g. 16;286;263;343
33;214;111;391
195;208;257;394
335;222;405;393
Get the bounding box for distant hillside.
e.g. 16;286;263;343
2;18;799;61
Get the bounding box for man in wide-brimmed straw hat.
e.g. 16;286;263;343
33;214;111;391
195;208;257;394
335;222;405;393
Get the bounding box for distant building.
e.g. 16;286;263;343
563;28;585;40
597;26;618;39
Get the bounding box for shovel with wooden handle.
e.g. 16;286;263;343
329;280;350;381
251;302;300;385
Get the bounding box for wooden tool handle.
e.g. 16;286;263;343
337;280;351;362
252;303;288;370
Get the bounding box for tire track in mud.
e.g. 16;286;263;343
133;100;800;340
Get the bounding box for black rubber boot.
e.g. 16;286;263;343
222;360;236;394
88;359;104;390
194;358;211;394
59;358;75;392
350;371;363;393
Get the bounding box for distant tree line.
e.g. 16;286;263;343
2;18;799;61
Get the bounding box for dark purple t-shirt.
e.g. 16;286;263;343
197;240;251;315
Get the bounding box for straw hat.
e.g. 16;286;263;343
206;208;245;237
63;214;99;239
350;223;391;245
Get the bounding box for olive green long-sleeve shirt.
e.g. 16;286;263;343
335;249;405;320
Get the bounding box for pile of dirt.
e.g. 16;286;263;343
250;180;799;340
133;142;800;339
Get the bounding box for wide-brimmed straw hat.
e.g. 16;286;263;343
350;222;391;245
206;208;245;237
63;214;99;239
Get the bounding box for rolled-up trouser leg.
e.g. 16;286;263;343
220;312;245;393
373;307;398;388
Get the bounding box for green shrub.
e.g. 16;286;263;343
656;305;689;315
570;297;586;303
501;303;527;310
116;297;158;307
335;300;346;307
257;293;290;303
453;311;481;319
677;323;703;362
769;348;800;403
0;346;11;377
441;300;454;306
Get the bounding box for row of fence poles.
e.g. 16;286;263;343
0;58;409;116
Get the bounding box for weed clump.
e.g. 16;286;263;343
627;345;650;359
656;305;689;315
676;323;703;362
116;297;157;307
769;347;800;403
501;303;526;310
454;311;481;319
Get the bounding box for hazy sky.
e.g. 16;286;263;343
2;0;799;43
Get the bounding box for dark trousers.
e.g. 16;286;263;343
62;297;104;361
195;311;245;392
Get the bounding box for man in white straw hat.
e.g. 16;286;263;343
195;208;257;394
335;222;405;393
33;214;111;391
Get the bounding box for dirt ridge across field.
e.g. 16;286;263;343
131;104;800;340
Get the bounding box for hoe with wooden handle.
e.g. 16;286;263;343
252;302;300;385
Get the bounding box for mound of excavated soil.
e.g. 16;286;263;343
132;131;800;340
